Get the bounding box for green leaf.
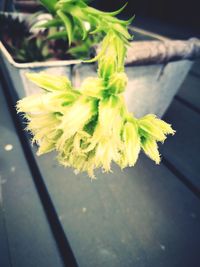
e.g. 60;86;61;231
57;10;74;46
37;18;63;28
73;16;87;40
104;3;128;16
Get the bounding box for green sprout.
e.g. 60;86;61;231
17;0;175;179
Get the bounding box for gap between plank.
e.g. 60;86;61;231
175;95;200;114
190;70;200;79
162;157;200;200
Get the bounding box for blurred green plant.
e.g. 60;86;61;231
17;0;175;179
0;12;99;62
0;14;51;62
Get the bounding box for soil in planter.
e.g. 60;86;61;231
0;13;97;63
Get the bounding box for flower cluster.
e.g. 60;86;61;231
17;49;175;179
17;1;175;179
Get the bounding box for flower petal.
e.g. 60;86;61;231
122;121;141;167
80;77;105;98
56;98;97;148
26;72;72;92
141;136;161;164
139;116;166;142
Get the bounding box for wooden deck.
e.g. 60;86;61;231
0;45;200;267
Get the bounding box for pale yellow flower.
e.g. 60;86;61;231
17;91;79;114
98;96;122;135
144;114;175;135
139;116;166;142
108;72;128;94
56;97;97;149
80;77;105;99
121;121;141;167
26;72;72;91
141;136;161;164
138;114;175;164
98;52;117;80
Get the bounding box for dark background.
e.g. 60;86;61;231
91;0;200;35
1;0;199;37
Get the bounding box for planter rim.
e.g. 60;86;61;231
0;12;170;69
0;42;82;69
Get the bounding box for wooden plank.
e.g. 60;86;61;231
1;22;199;267
162;99;200;190
30;145;200;267
190;59;200;76
177;74;200;111
0;180;11;267
0;83;64;267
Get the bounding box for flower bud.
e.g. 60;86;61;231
121;121;140;167
80;77;105;98
98;54;117;81
108;72;128;94
26;72;72;92
141;136;161;164
139;114;175;142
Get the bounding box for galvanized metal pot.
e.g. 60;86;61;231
0;13;198;117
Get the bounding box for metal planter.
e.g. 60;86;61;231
0;13;195;117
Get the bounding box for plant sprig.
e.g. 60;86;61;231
39;0;133;45
17;0;175;179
